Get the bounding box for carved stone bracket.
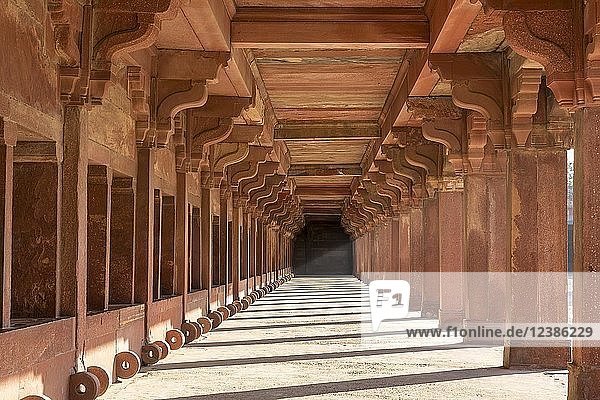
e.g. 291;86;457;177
366;172;403;215
381;145;429;199
408;96;469;175
251;175;286;209
474;1;598;109
429;53;509;147
362;180;394;216
49;0;180;105
127;66;151;146
228;145;273;186
211;142;250;185
373;159;413;202
148;51;231;148
187;95;253;167
503;10;579;107
239;161;280;199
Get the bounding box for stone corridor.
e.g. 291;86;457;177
3;0;600;398
101;277;567;400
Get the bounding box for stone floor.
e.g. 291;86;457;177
101;276;568;400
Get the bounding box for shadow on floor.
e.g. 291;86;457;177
156;367;530;400
147;343;489;371
238;304;366;313
189;329;413;347
214;317;427;332
250;301;367;308
231;310;365;320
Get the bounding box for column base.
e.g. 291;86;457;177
421;301;439;318
568;364;600;400
503;346;569;369
462;320;503;345
438;309;464;328
409;293;423;312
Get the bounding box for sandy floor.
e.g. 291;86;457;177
101;276;567;400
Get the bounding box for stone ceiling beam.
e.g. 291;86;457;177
288;164;363;177
274;123;380;141
295;186;351;197
231;8;429;49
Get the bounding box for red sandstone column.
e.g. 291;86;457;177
241;206;249;293
200;172;212;307
463;171;508;332
109;177;135;305
399;209;411;282
135;147;154;331
568;107;600;399
152;191;162;300
504;146;568;368
378;224;386;280
249;212;256;288
385;219;396;280
231;192;241;299
87;165;111;312
219;184;228;302
409;206;424;312
422;196;440;318
370;228;378;283
190;207;202;291
267;226;273;283
61;106;89;360
361;235;366;279
352;239;357;277
438;189;464;327
175;172;189;311
0;122;13;328
255;216;263;287
367;230;374;283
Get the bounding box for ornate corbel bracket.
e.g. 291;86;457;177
407;96;468;175
153;81;209;147
211;142;250;186
228;145;273;184
49;0;180;106
48;0;82;67
146;51;231;148
503;9;579;107
429;53;508;148
381;145;422;187
187;95;253;162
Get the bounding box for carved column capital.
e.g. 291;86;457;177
510;56;544;146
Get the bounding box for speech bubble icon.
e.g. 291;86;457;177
369;280;411;332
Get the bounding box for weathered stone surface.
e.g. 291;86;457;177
109;177;135;305
12;162;58;318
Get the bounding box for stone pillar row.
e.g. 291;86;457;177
0;102;302;400
350;55;575;376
